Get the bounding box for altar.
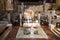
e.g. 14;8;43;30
23;23;40;27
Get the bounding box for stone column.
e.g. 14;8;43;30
7;13;11;23
21;3;24;16
20;3;24;26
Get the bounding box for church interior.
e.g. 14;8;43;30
0;0;60;40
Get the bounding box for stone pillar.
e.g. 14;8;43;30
20;14;22;26
20;3;24;26
21;3;24;16
7;13;11;23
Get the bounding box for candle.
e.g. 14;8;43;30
31;26;34;30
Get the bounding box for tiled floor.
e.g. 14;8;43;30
5;26;59;40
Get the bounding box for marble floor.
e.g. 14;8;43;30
5;26;60;40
